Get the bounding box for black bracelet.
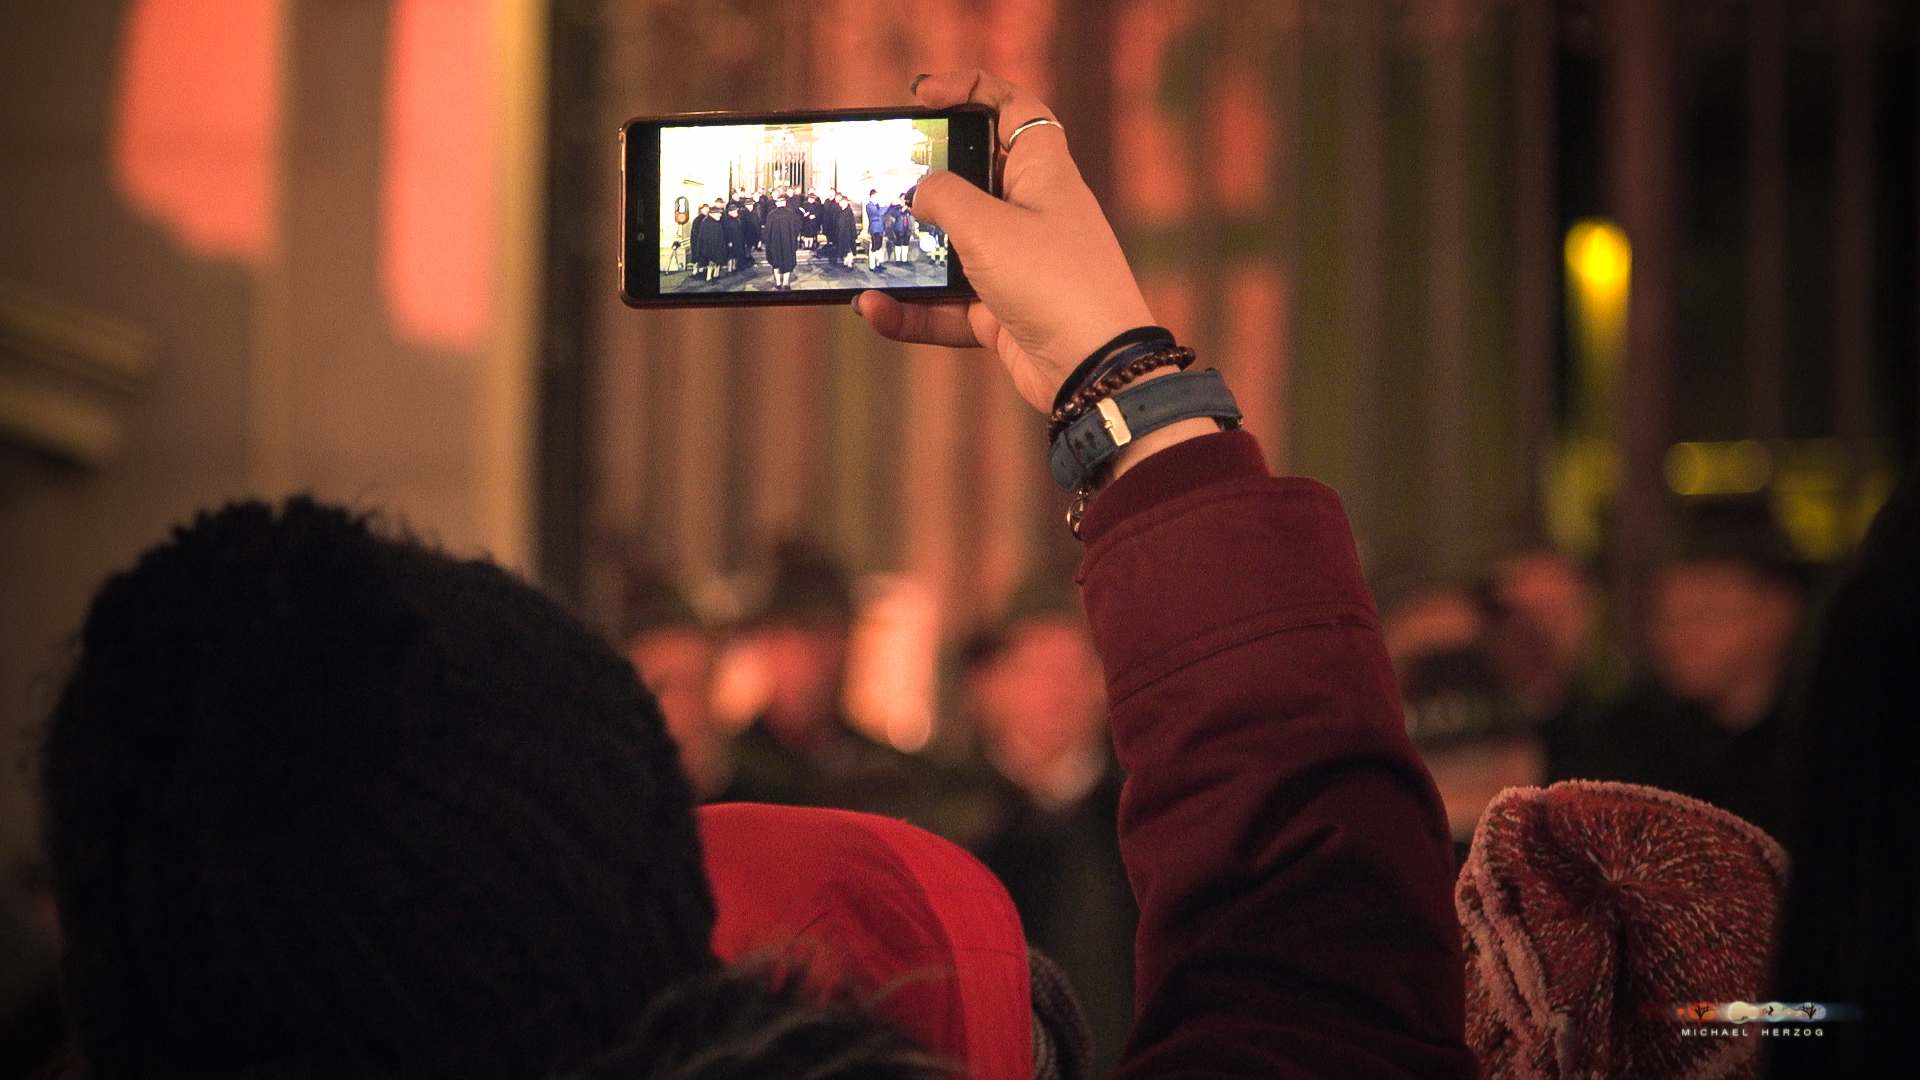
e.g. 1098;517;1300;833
1047;345;1196;441
1051;326;1175;414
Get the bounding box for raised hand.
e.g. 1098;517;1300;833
853;71;1155;415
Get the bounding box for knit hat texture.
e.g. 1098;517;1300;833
42;499;716;1079
1458;781;1787;1080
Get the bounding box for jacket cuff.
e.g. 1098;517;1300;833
1076;430;1271;546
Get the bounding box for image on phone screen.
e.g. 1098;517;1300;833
623;108;989;307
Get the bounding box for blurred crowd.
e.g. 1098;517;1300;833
0;485;1861;1078
613;540;1137;1075
1383;497;1811;864
597;492;1823;1073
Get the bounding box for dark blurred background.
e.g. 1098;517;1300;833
2;0;1915;1073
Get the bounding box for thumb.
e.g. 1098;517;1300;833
908;169;1023;252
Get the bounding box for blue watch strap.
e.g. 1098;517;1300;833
1048;369;1242;492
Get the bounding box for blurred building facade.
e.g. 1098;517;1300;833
2;0;1917;914
554;0;1918;663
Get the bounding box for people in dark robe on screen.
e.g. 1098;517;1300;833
731;191;760;257
1559;498;1809;841
953;586;1137;1078
689;204;727;281
865;189;887;270
828;193;859;269
761;196;804;291
815;194;838;263
721;206;746;274
800;190;823;249
612;550;733;802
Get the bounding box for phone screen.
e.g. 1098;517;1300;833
621;107;992;307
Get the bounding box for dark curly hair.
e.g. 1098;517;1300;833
41;498;715;1078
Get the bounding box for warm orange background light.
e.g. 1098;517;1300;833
112;0;283;265
1113;0;1198;224
1209;63;1271;212
382;0;495;353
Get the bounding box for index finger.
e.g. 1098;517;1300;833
910;70;1078;205
912;71;1058;135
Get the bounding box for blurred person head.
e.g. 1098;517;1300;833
1489;550;1598;714
1770;465;1920;1078
1648;500;1806;732
614;552;731;801
960;586;1109;810
1399;649;1543;845
1380;584;1485;669
40;499;715;1078
750;538;855;755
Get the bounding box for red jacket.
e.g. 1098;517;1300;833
1078;431;1479;1079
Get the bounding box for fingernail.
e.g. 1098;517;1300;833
909;74;930;94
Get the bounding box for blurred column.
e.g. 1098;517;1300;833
826;314;886;570
1512;0;1557;532
1051;0;1113;202
899;344;961;629
672;307;731;581
748;306;828;540
822;0;912;106
595;309;646;536
978;374;1040;619
1339;0;1388;551
1223;265;1289;471
1744;0;1787;443
1830;0;1876;491
989;0;1058;96
972;0;1060;616
1607;0;1676;657
1207;7;1293;474
1420;0;1474;575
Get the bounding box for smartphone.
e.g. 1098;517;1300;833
620;105;994;307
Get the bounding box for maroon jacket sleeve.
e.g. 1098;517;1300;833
1076;431;1478;1079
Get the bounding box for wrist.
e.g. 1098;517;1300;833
1102;378;1221;484
1048;366;1243;535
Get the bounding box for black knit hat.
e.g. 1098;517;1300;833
42;498;716;1079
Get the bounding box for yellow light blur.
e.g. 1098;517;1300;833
1566;219;1632;294
1664;439;1772;496
1552;219;1633;558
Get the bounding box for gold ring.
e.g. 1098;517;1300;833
1003;117;1063;153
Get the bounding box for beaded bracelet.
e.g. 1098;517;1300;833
1051;326;1176;415
1046;344;1196;442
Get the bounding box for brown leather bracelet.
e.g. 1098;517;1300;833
1046;345;1196;441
